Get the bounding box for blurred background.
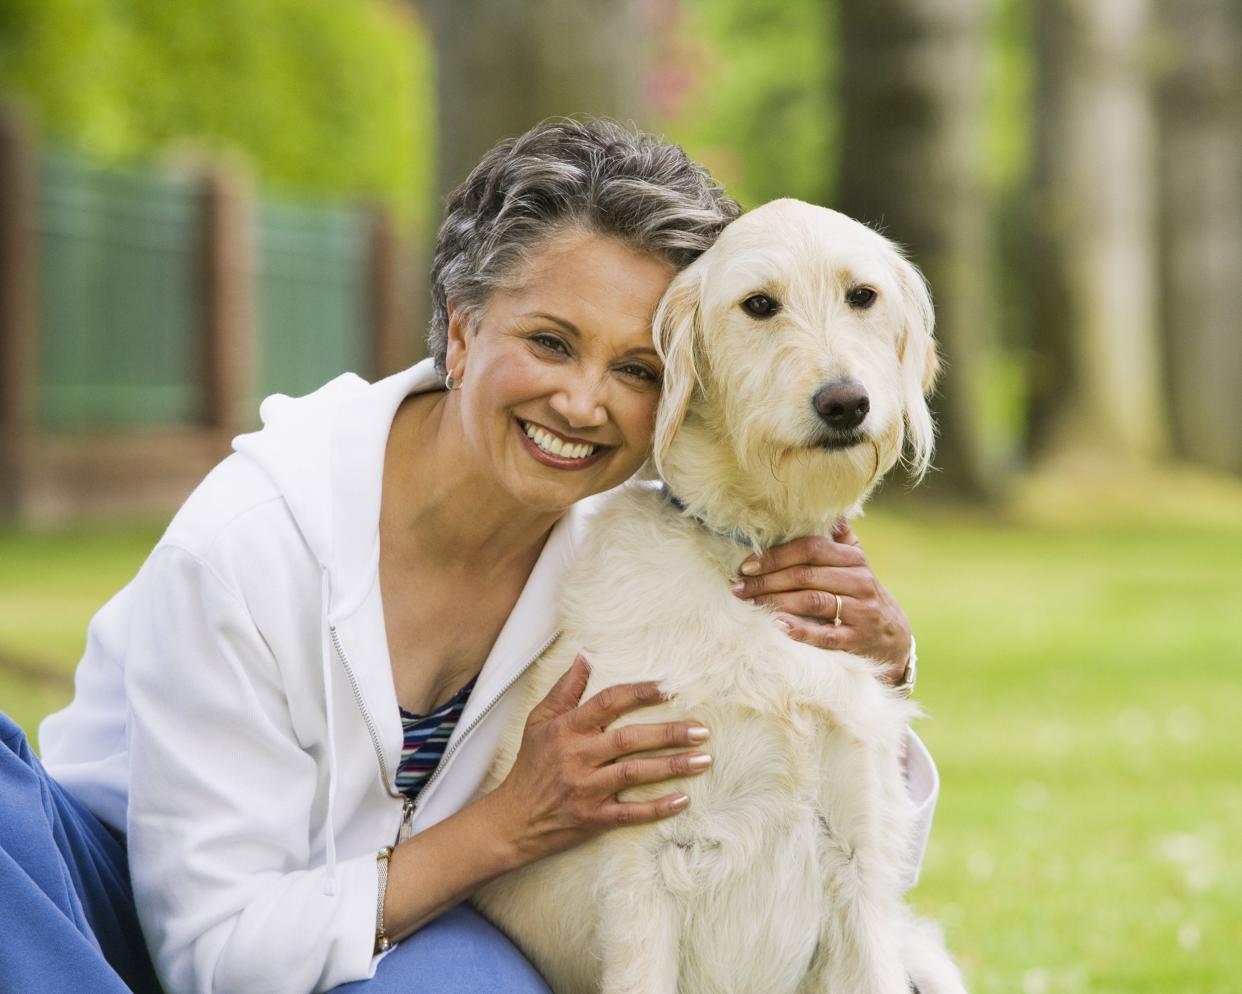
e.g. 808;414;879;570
1;1;1239;991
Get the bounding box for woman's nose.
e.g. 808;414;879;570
550;378;608;429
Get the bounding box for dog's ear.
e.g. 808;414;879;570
892;251;939;479
652;263;704;476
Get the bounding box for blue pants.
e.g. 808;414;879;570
0;711;161;993
0;712;550;994
331;906;552;993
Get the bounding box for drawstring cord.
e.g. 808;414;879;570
320;567;339;896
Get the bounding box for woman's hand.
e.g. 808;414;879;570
490;655;711;866
730;518;913;685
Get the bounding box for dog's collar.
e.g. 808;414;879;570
659;483;754;548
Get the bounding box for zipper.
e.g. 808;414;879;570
329;624;402;801
410;631;562;815
397;796;414;844
331;623;562;845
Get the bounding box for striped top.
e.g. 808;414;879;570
395;675;478;803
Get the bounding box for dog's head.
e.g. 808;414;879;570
652;199;938;535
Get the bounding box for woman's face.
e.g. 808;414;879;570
445;230;675;514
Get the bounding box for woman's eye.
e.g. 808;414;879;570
532;333;570;354
846;286;877;309
619;363;659;383
741;294;779;319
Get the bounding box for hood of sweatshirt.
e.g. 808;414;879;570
232;362;442;620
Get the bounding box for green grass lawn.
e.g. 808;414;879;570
2;469;1240;993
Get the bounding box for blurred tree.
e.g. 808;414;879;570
657;0;835;210
836;0;999;500
422;0;647;203
1156;0;1242;474
1026;0;1168;461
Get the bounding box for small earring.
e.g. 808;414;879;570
445;369;462;391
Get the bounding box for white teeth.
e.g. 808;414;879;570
522;421;597;460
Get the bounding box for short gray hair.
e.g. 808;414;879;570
427;118;741;373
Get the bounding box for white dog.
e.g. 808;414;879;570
472;199;966;994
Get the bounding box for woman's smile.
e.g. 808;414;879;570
515;417;612;468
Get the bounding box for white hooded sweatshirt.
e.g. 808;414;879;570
39;358;940;994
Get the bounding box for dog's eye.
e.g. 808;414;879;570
846;286;877;309
741;294;779;319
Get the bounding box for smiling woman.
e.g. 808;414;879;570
8;119;931;994
432;232;673;508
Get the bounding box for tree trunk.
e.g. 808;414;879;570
0;105;39;516
836;0;997;500
1156;0;1242;474
1027;0;1168;460
422;0;648;203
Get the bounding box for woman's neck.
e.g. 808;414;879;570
381;391;562;574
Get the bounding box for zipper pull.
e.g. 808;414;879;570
396;796;414;845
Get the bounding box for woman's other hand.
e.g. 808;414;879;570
490;655;710;865
729;518;913;685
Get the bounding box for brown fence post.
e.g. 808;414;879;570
368;206;419;378
201;167;256;440
0;105;39;516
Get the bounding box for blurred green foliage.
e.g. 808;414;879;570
663;0;1031;208
0;0;1034;237
661;0;836;210
0;0;434;227
981;0;1033;195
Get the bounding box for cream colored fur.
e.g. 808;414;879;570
472;200;966;994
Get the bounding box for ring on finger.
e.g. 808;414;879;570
831;592;843;627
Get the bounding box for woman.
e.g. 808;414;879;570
6;119;937;994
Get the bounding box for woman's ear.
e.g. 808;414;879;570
892;252;939;479
652;264;704;476
443;301;471;381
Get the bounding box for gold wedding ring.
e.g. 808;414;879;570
831;592;843;627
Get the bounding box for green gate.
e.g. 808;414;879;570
37;150;203;428
256;200;369;404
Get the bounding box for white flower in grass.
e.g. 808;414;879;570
1016;780;1048;812
1158;832;1206;865
1165;706;1204;743
1156;832;1218;894
966;849;995;881
1185;862;1215;893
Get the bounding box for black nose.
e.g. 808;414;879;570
813;380;870;431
